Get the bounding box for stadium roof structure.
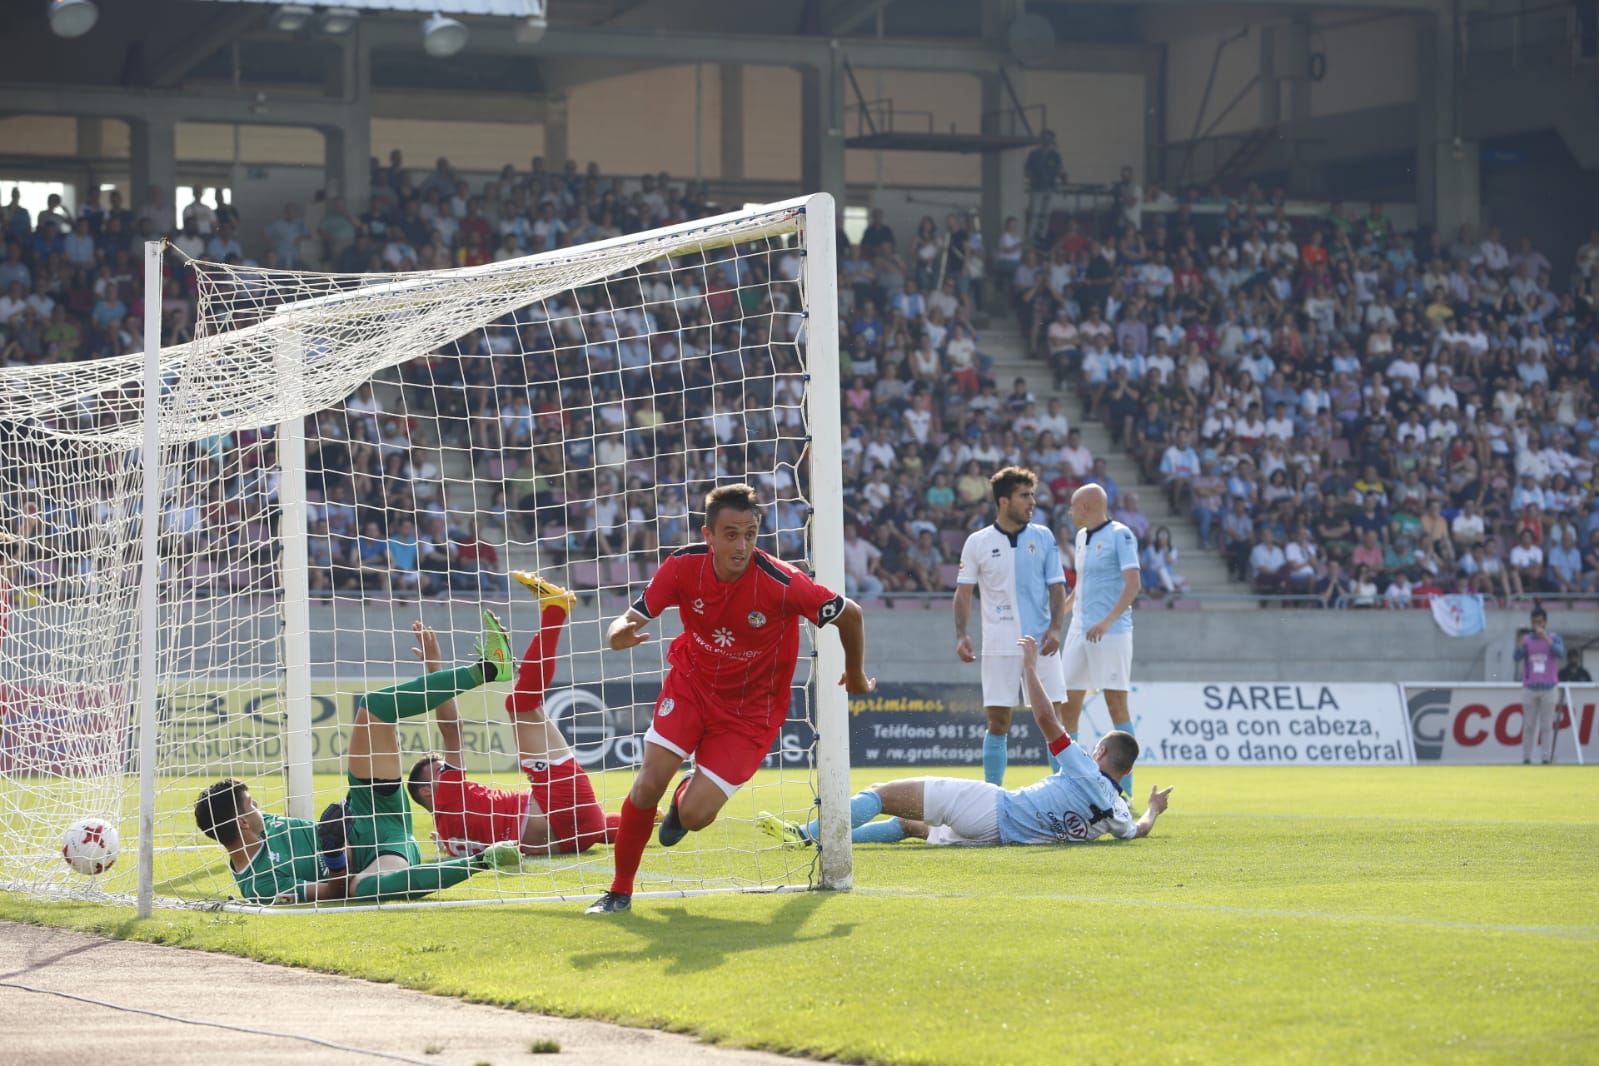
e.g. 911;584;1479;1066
0;0;1444;103
192;0;545;15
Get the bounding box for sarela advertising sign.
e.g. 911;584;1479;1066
1085;684;1414;766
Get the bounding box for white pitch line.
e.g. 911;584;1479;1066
854;887;1599;941
1170;811;1599;827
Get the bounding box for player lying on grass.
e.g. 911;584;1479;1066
193;611;521;904
760;636;1171;848
406;571;623;856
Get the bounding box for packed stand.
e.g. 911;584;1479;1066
0;157;824;602
1015;180;1599;608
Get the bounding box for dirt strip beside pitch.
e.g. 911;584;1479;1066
0;920;806;1066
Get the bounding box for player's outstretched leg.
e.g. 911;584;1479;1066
657;772;694;847
347;841;521;902
758;790;909;847
508;570;576;716
360;610;513;726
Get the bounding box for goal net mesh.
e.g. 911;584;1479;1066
0;200;837;908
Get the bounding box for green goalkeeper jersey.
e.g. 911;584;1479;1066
233;813;322;903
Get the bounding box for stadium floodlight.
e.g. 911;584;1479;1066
268;4;314;33
47;0;98;38
421;12;468;57
318;7;359;34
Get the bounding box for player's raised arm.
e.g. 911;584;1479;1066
411;621;464;768
1018;636;1064;744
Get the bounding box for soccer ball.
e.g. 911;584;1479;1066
62;817;119;876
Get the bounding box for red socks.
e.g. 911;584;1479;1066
506;604;566;716
608;796;656;896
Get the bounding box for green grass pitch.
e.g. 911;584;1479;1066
4;765;1596;1065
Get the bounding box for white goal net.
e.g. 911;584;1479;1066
0;194;848;911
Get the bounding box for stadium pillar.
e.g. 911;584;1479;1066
721;65;745;181
324;34;372;216
980;61;1025;284
1416;7;1480;237
323;119;372;217
128;116;177;226
801;51;846;208
543;93;570;173
75;117;103;206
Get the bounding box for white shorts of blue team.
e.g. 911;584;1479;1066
981;648;1068;707
1060;629;1133;692
921;777;1002;847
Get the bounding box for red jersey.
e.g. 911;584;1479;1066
430;767;528;856
634;545;844;729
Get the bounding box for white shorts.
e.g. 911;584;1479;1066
981;650;1068;708
1061;629;1133;691
921;777;1002;847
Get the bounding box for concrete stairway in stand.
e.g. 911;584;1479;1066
977;318;1243;603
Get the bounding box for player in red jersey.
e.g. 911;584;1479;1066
586;483;875;914
406;572;621;856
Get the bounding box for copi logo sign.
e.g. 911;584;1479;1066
1406;685;1599;763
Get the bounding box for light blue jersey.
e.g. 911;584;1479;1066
1070;520;1139;635
996;740;1138;845
958;523;1065;651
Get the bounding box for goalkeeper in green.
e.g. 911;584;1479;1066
193;611;521;904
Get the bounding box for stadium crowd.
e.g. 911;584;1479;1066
1016;181;1599;607
3;151;1598;608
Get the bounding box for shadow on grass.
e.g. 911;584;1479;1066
551;890;857;976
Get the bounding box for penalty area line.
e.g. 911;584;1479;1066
1174;811;1599;827
854;887;1599;941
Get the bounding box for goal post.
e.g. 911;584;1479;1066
0;193;850;910
800;195;852;892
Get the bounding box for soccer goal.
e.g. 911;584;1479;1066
0;194;850;913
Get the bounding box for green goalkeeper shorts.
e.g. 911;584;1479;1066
345;772;421;874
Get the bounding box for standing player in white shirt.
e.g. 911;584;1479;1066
1059;483;1142;795
953;467;1069;785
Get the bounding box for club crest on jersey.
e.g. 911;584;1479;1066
990;548;1002;558
712;627;735;647
747;611;767;628
1027;541;1037;555
659;697;676;717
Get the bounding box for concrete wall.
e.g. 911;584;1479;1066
1165;26;1261;143
145;602;1584;686
1308;14;1417;119
1163;14;1420;150
1;62;1149;198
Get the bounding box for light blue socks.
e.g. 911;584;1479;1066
805;790;885;842
1118;720;1136;796
982;732;1008;785
853;818;907;844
